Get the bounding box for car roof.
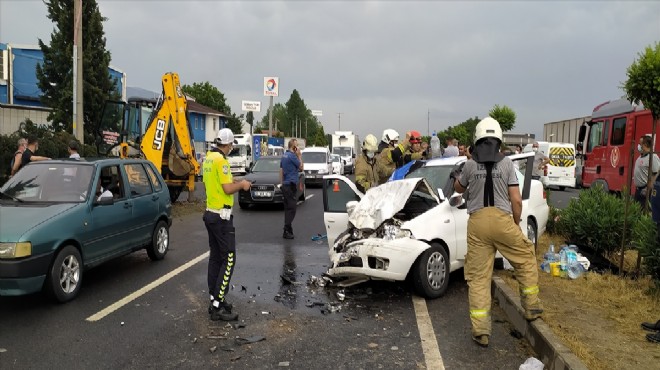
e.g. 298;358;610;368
423;156;467;167
302;147;329;152
29;157;153;166
255;156;281;160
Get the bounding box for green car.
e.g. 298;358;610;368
0;158;172;302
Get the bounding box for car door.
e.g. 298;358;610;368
322;175;363;249
124;162;158;247
85;164;133;263
509;153;535;235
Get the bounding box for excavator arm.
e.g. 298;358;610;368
139;72;199;201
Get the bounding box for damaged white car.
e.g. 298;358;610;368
322;153;549;299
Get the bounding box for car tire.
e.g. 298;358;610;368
527;217;538;248
239;201;249;209
411;243;449;299
46;245;83;303
147;220;169;261
558;186;566;191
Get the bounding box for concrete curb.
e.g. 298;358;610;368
492;277;589;370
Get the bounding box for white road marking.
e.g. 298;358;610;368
297;194;314;205
412;295;445;370
86;252;209;322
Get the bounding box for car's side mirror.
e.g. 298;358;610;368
352;153;356;159
94;196;114;206
449;193;465;208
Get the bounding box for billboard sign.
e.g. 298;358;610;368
311;110;323;117
264;77;279;97
242;100;261;112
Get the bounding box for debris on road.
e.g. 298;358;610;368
278;361;290;367
280;275;301;286
209;346;217;353
230;355;241;362
308;275;333;287
391;346;399;351
336;289;346;301
367;343;378;348
235;335;266;345
519;357;544;370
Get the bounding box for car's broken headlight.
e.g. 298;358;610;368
377;222;413;241
338;245;360;263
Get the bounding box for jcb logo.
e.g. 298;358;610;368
153;119;166;150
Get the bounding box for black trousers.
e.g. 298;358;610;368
203;211;236;302
282;183;298;233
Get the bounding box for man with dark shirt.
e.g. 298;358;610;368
280;139;303;239
17;136;50;173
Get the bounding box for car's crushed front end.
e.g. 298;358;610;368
326;178;440;286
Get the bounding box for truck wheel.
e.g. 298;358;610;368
46;245;83;303
147;220;169;261
411;243;449;299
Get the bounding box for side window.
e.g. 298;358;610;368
98;165;125;200
124;163;153;197
611;117;626;146
324;178;360;213
601;119;610;146
587;121;604;152
145;164;163;192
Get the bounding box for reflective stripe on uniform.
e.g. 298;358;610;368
521;285;539;295
217;252;235;300
470;309;489;318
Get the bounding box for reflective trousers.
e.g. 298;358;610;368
465;207;540;337
203;211;236;303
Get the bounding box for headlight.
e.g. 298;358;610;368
0;242;32;259
317;169;329;174
381;224;413;241
338;245;360;262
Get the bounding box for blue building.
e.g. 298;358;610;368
0;43;125;135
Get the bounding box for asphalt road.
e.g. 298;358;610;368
0;179;575;369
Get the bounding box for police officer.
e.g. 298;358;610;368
453;117;542;347
376;129;399;184
355;134;380;193
203;128;252;321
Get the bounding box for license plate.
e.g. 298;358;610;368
308;175;316;178
254;191;272;197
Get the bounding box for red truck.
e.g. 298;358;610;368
578;98;659;193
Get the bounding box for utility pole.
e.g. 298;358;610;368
73;0;84;144
427;109;430;137
337;112;343;131
268;96;274;137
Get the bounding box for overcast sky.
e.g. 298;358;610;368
2;0;659;140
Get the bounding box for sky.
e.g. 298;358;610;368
1;0;659;140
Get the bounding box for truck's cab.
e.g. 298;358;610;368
229;134;253;175
331;131;359;174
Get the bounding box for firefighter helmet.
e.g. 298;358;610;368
381;129;400;144
362;134;378;152
474;117;502;143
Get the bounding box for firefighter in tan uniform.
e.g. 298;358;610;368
453;117;542;347
376;129;400;184
354;134;380;193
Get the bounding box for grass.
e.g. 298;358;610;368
496;234;660;370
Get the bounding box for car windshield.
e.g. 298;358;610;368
405;165;453;195
252;158;281;172
229;145;248;157
302;152;327;163
0;162;94;203
333;147;352;156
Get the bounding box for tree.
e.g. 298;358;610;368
226;113;244;134
314;124;328;146
36;0;119;144
488;104;517;132
181;82;231;115
624;42;660;121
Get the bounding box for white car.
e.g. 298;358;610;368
331;154;345;175
322;152;549;299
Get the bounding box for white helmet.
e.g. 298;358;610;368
362;134;378;152
381;129;399;144
474;117;502;143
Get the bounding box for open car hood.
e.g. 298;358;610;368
348;178;439;230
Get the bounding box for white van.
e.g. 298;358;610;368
301;147;333;186
523;141;576;190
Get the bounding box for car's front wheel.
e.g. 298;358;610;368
527;218;538;248
147;220;169;261
46;245;83;303
411;243;449;299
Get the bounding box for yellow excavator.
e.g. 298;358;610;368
98;72;199;202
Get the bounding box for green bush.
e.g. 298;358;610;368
633;213;660;285
556;186;642;254
546;206;561;234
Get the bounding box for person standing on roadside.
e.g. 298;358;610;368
634;135;660;206
280;138;303;239
203;128;252;321
453;117;542;348
443;136;459;158
16;136;50;174
10;137;27;177
531;142;550;180
355;134;380;193
68;140;81;159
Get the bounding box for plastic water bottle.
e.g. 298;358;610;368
430;131;441;158
559;246;568;272
544;244;556;261
567;261;585;279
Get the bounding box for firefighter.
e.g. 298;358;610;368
355;134;380;193
376;129;400;184
403;130;426;162
203;128;252;321
453;117;542;347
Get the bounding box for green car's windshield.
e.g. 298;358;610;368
252;158;281;172
1;162;94;203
